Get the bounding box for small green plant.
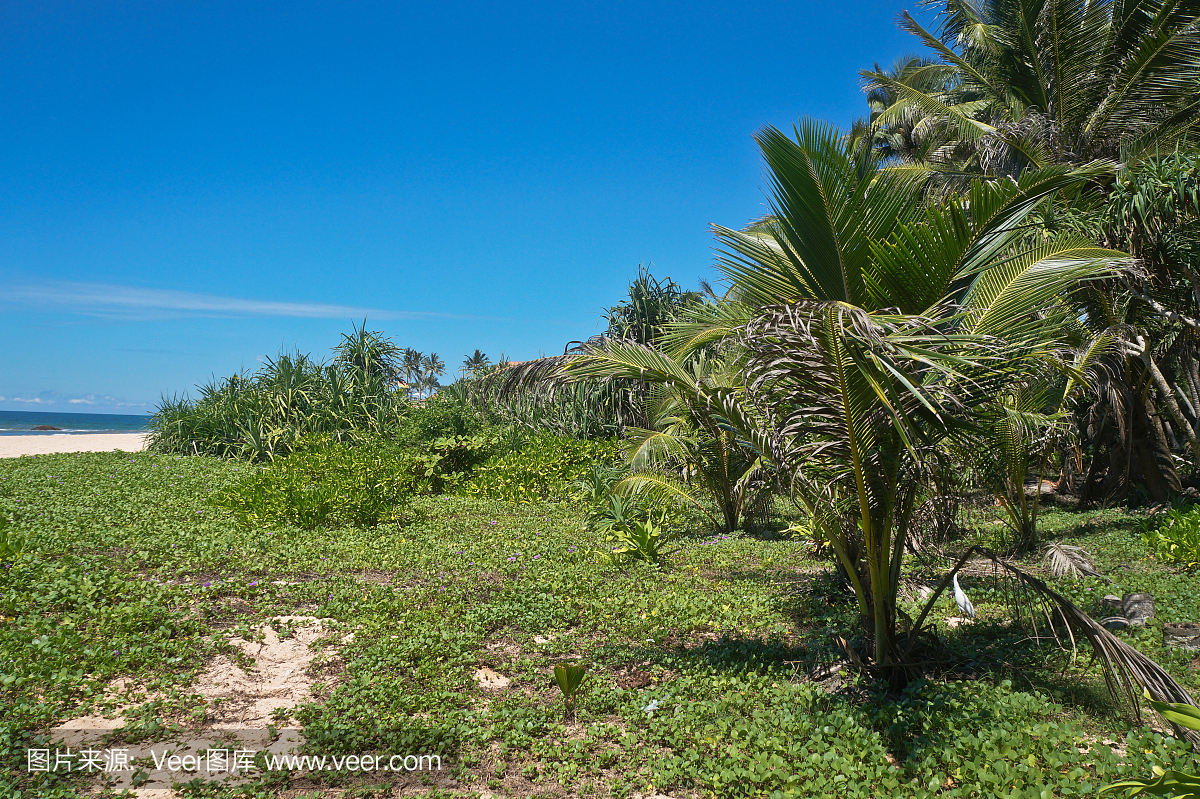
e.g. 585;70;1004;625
0;507;26;567
607;509;676;564
589;492;639;537
1102;690;1200;796
1142;505;1200;567
586;492;679;564
552;662;588;717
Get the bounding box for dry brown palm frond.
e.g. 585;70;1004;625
1043;542;1109;581
905;546;1196;731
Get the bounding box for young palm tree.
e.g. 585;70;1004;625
561;341;771;532
719;120;1128;667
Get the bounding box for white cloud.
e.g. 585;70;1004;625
0;280;511;323
0;390;152;412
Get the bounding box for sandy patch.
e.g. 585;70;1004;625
196;615;324;727
0;433;147;458
474;667;511;690
50;616;326;797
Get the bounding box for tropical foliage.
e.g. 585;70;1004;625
860;0;1200;176
704;120;1123;665
149;323;420;459
214;439;421;529
134;5;1200;755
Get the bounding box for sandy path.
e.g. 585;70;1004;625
0;433;148;458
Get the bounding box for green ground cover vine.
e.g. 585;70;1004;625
2;451;1199;797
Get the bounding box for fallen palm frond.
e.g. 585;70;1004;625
905;546;1196;731
1043;542;1109;581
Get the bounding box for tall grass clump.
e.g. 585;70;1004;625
148;323;417;460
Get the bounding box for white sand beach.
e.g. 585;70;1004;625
0;433;148;458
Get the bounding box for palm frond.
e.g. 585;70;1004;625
908;547;1195;723
613;469;717;527
1043;542;1109;580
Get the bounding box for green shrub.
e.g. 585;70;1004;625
412;431;501;493
1143;505;1200;567
394;394;482;447
213;441;420;529
461;434;620;502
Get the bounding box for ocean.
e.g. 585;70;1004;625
0;409;151;436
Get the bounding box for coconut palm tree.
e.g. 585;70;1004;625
463;349;492;378
561;342;771;533
717;120;1128;667
849;54;944;166
401;349;424;399
420;353;445;399
861;0;1200;177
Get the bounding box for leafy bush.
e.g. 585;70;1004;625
461;434;620;502
1143;505;1200;567
213;441;420;529
411;431;501;493
393;394;484;447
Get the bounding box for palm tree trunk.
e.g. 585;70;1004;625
1140;341;1200;463
1132;391;1181;502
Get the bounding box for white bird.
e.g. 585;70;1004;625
952;572;975;619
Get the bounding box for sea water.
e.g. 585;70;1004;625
0;409;150;435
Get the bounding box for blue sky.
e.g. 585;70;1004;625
0;0;931;414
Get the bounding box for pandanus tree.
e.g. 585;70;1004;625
1045;150;1200;503
603;265;702;345
716;120;1128;667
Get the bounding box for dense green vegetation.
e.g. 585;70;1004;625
4;450;1200;798
16;0;1200;793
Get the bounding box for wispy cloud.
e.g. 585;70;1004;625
0;390;152;412
1;281;512;323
